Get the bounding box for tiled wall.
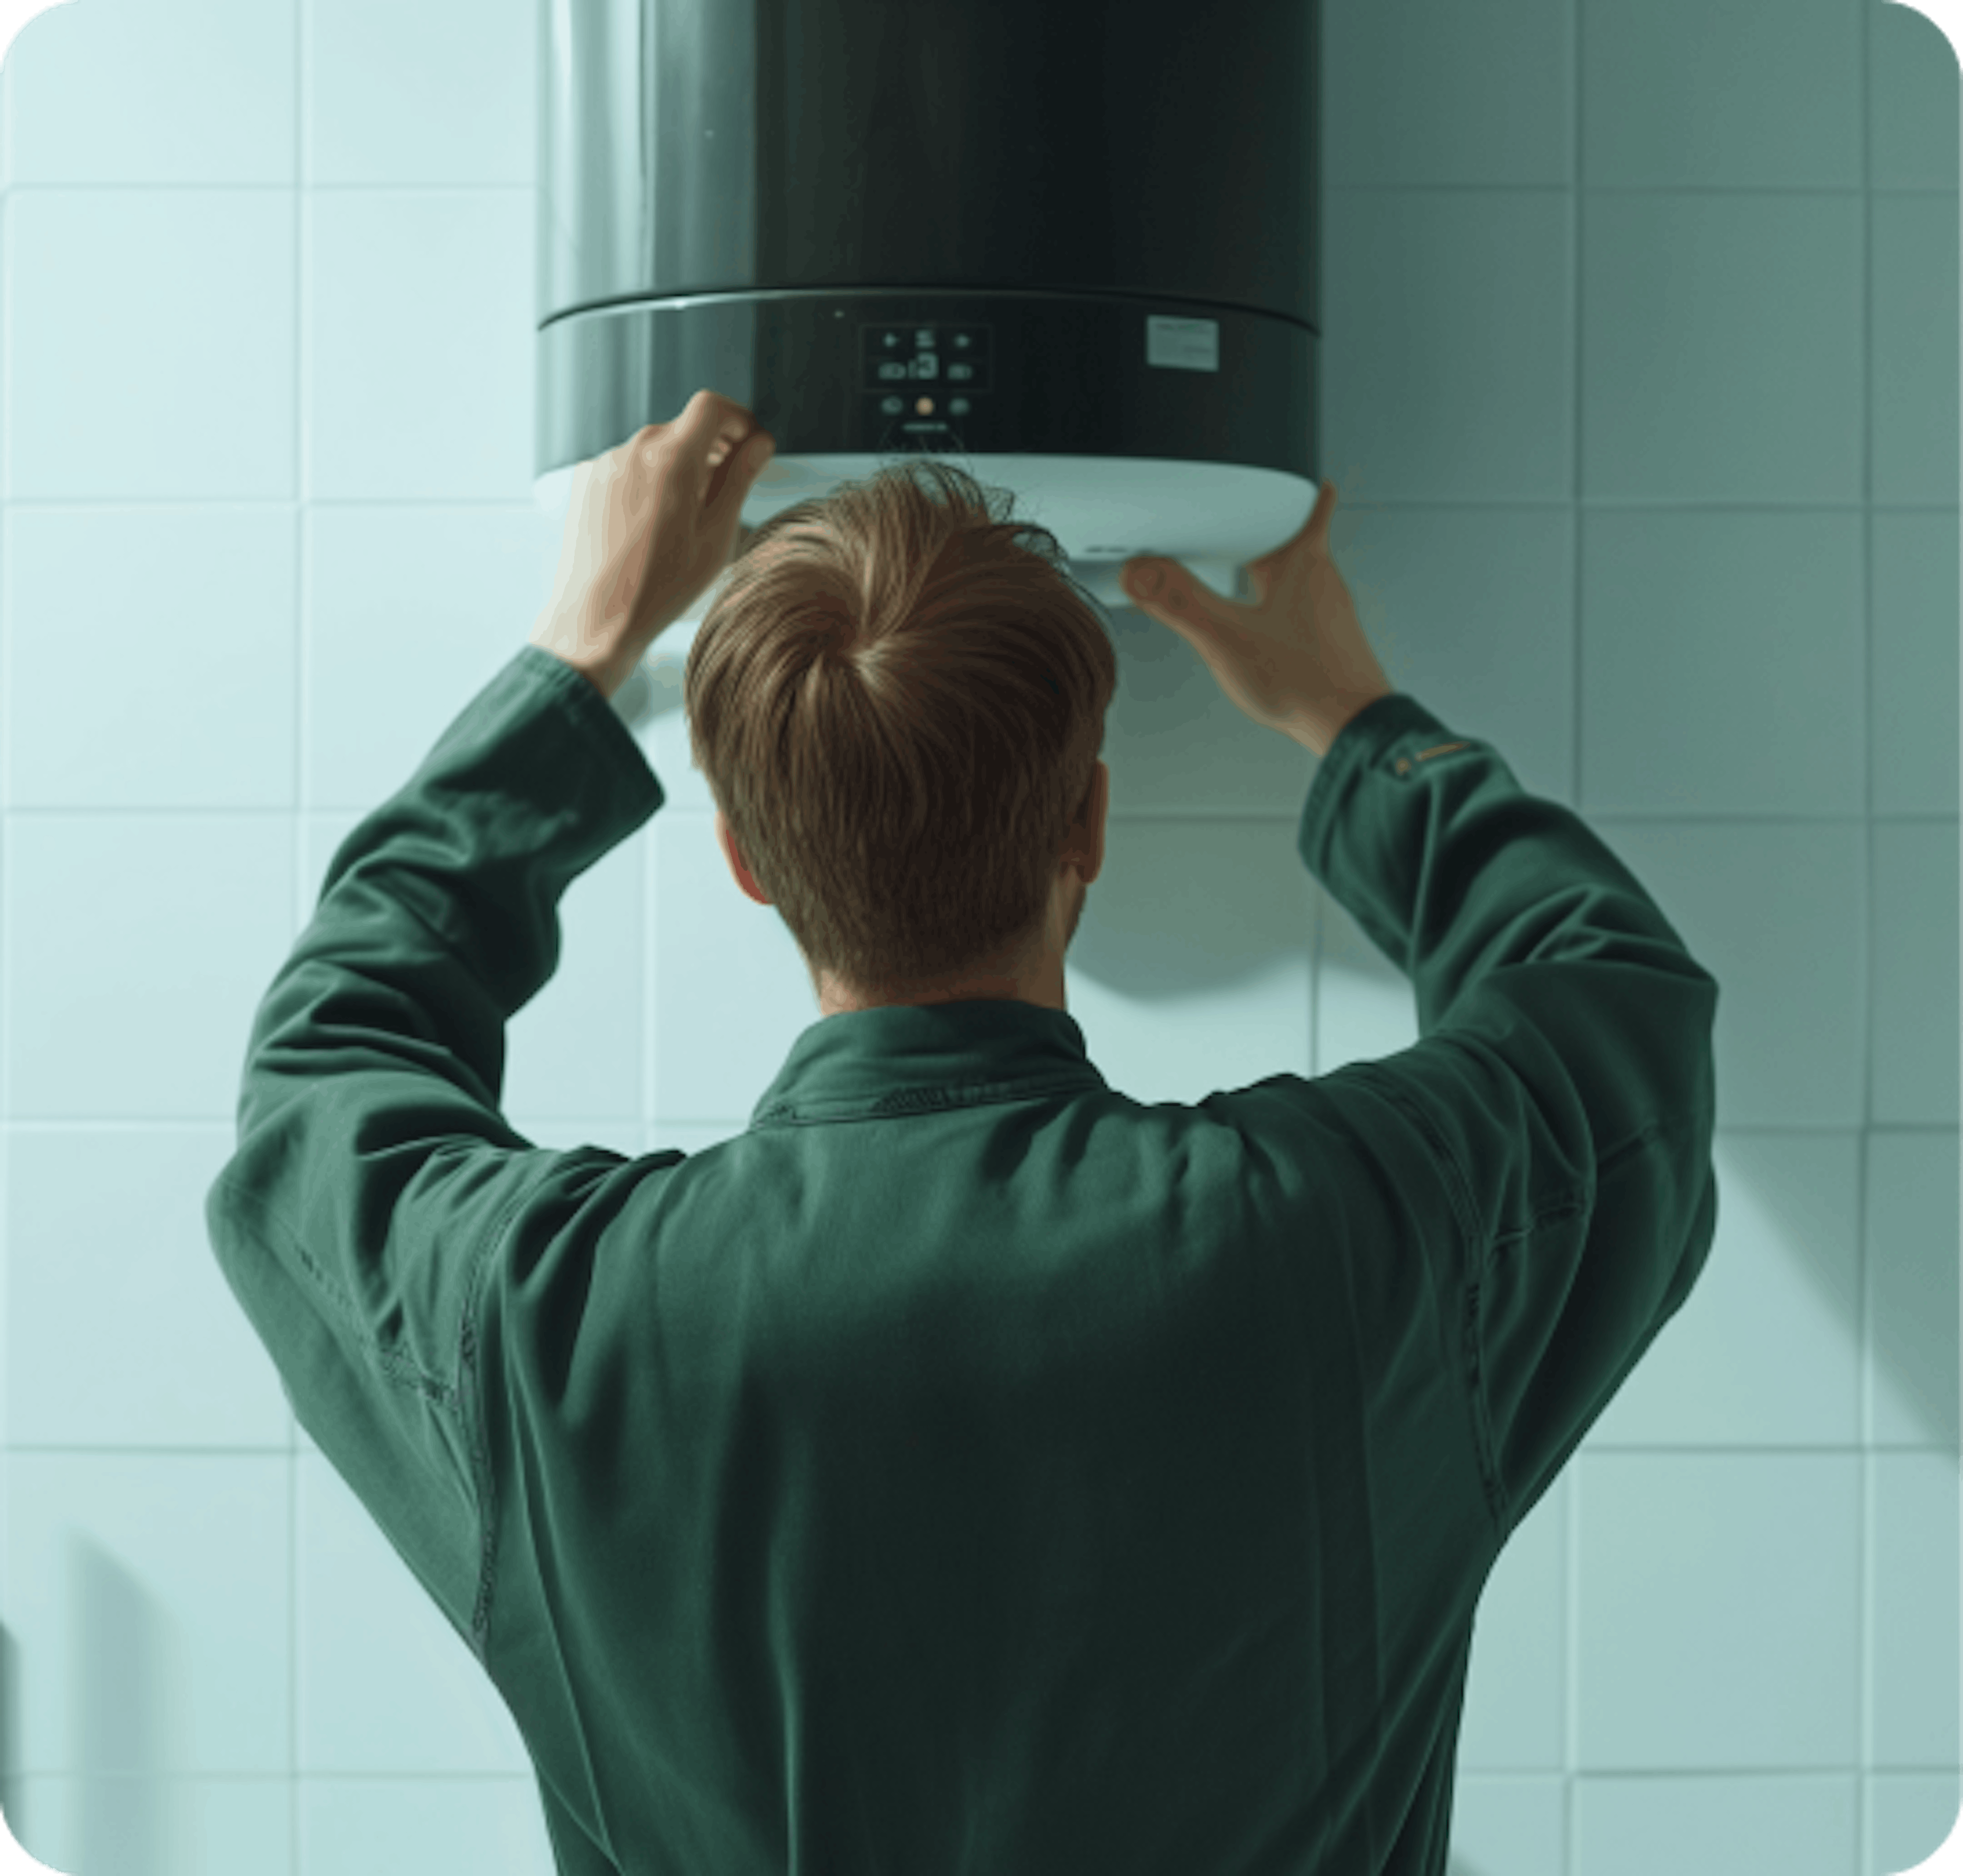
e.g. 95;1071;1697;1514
0;0;1955;1872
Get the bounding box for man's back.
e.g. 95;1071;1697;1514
210;665;1718;1876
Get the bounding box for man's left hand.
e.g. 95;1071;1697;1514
530;389;776;699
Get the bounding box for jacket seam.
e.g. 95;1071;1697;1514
461;1182;530;1664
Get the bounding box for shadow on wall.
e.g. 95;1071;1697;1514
0;1615;18;1854
2;1535;182;1875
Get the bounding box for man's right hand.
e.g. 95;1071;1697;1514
1121;480;1394;759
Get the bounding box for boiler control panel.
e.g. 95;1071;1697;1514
861;321;993;449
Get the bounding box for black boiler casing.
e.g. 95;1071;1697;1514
535;0;1322;600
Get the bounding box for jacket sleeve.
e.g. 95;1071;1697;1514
203;646;665;1650
1297;694;1721;1541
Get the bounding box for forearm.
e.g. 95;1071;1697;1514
530;612;645;703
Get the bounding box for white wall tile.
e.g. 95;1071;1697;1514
1573;1772;1857;1876
4;813;295;1121
1586;1132;1861;1449
2;0;295;189
1866;1129;1959;1449
307;0;536;189
1449;1774;1566;1876
1286;504;1582;811
305;191;534;503
1873;820;1960;1126
4;506;298;811
1869;0;1961;189
1580;0;1863;190
1873;509;1961;819
300;1775;554;1876
1607;819;1865;1128
1873;193;1961;508
1869;1449;1961;1772
1322;0;1572;189
303;502;559;809
4;1453;291;1776
1320;191;1574;504
1579;509;1866;819
6;191;296;502
6;1125;291;1448
1574;1454;1860;1771
5;1773;294;1876
1865;1771;1963;1876
1581;194;1864;507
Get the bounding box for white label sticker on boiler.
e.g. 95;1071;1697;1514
1146;315;1220;372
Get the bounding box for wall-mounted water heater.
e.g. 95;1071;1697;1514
533;0;1320;622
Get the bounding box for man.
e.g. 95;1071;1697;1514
209;390;1719;1875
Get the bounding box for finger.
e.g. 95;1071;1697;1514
709;427;774;513
673;389;749;458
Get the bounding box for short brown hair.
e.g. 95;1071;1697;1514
684;459;1119;998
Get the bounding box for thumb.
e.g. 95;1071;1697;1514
1122;557;1173;604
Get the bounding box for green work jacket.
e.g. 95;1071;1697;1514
208;647;1719;1875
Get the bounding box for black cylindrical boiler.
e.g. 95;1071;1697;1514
535;0;1320;617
